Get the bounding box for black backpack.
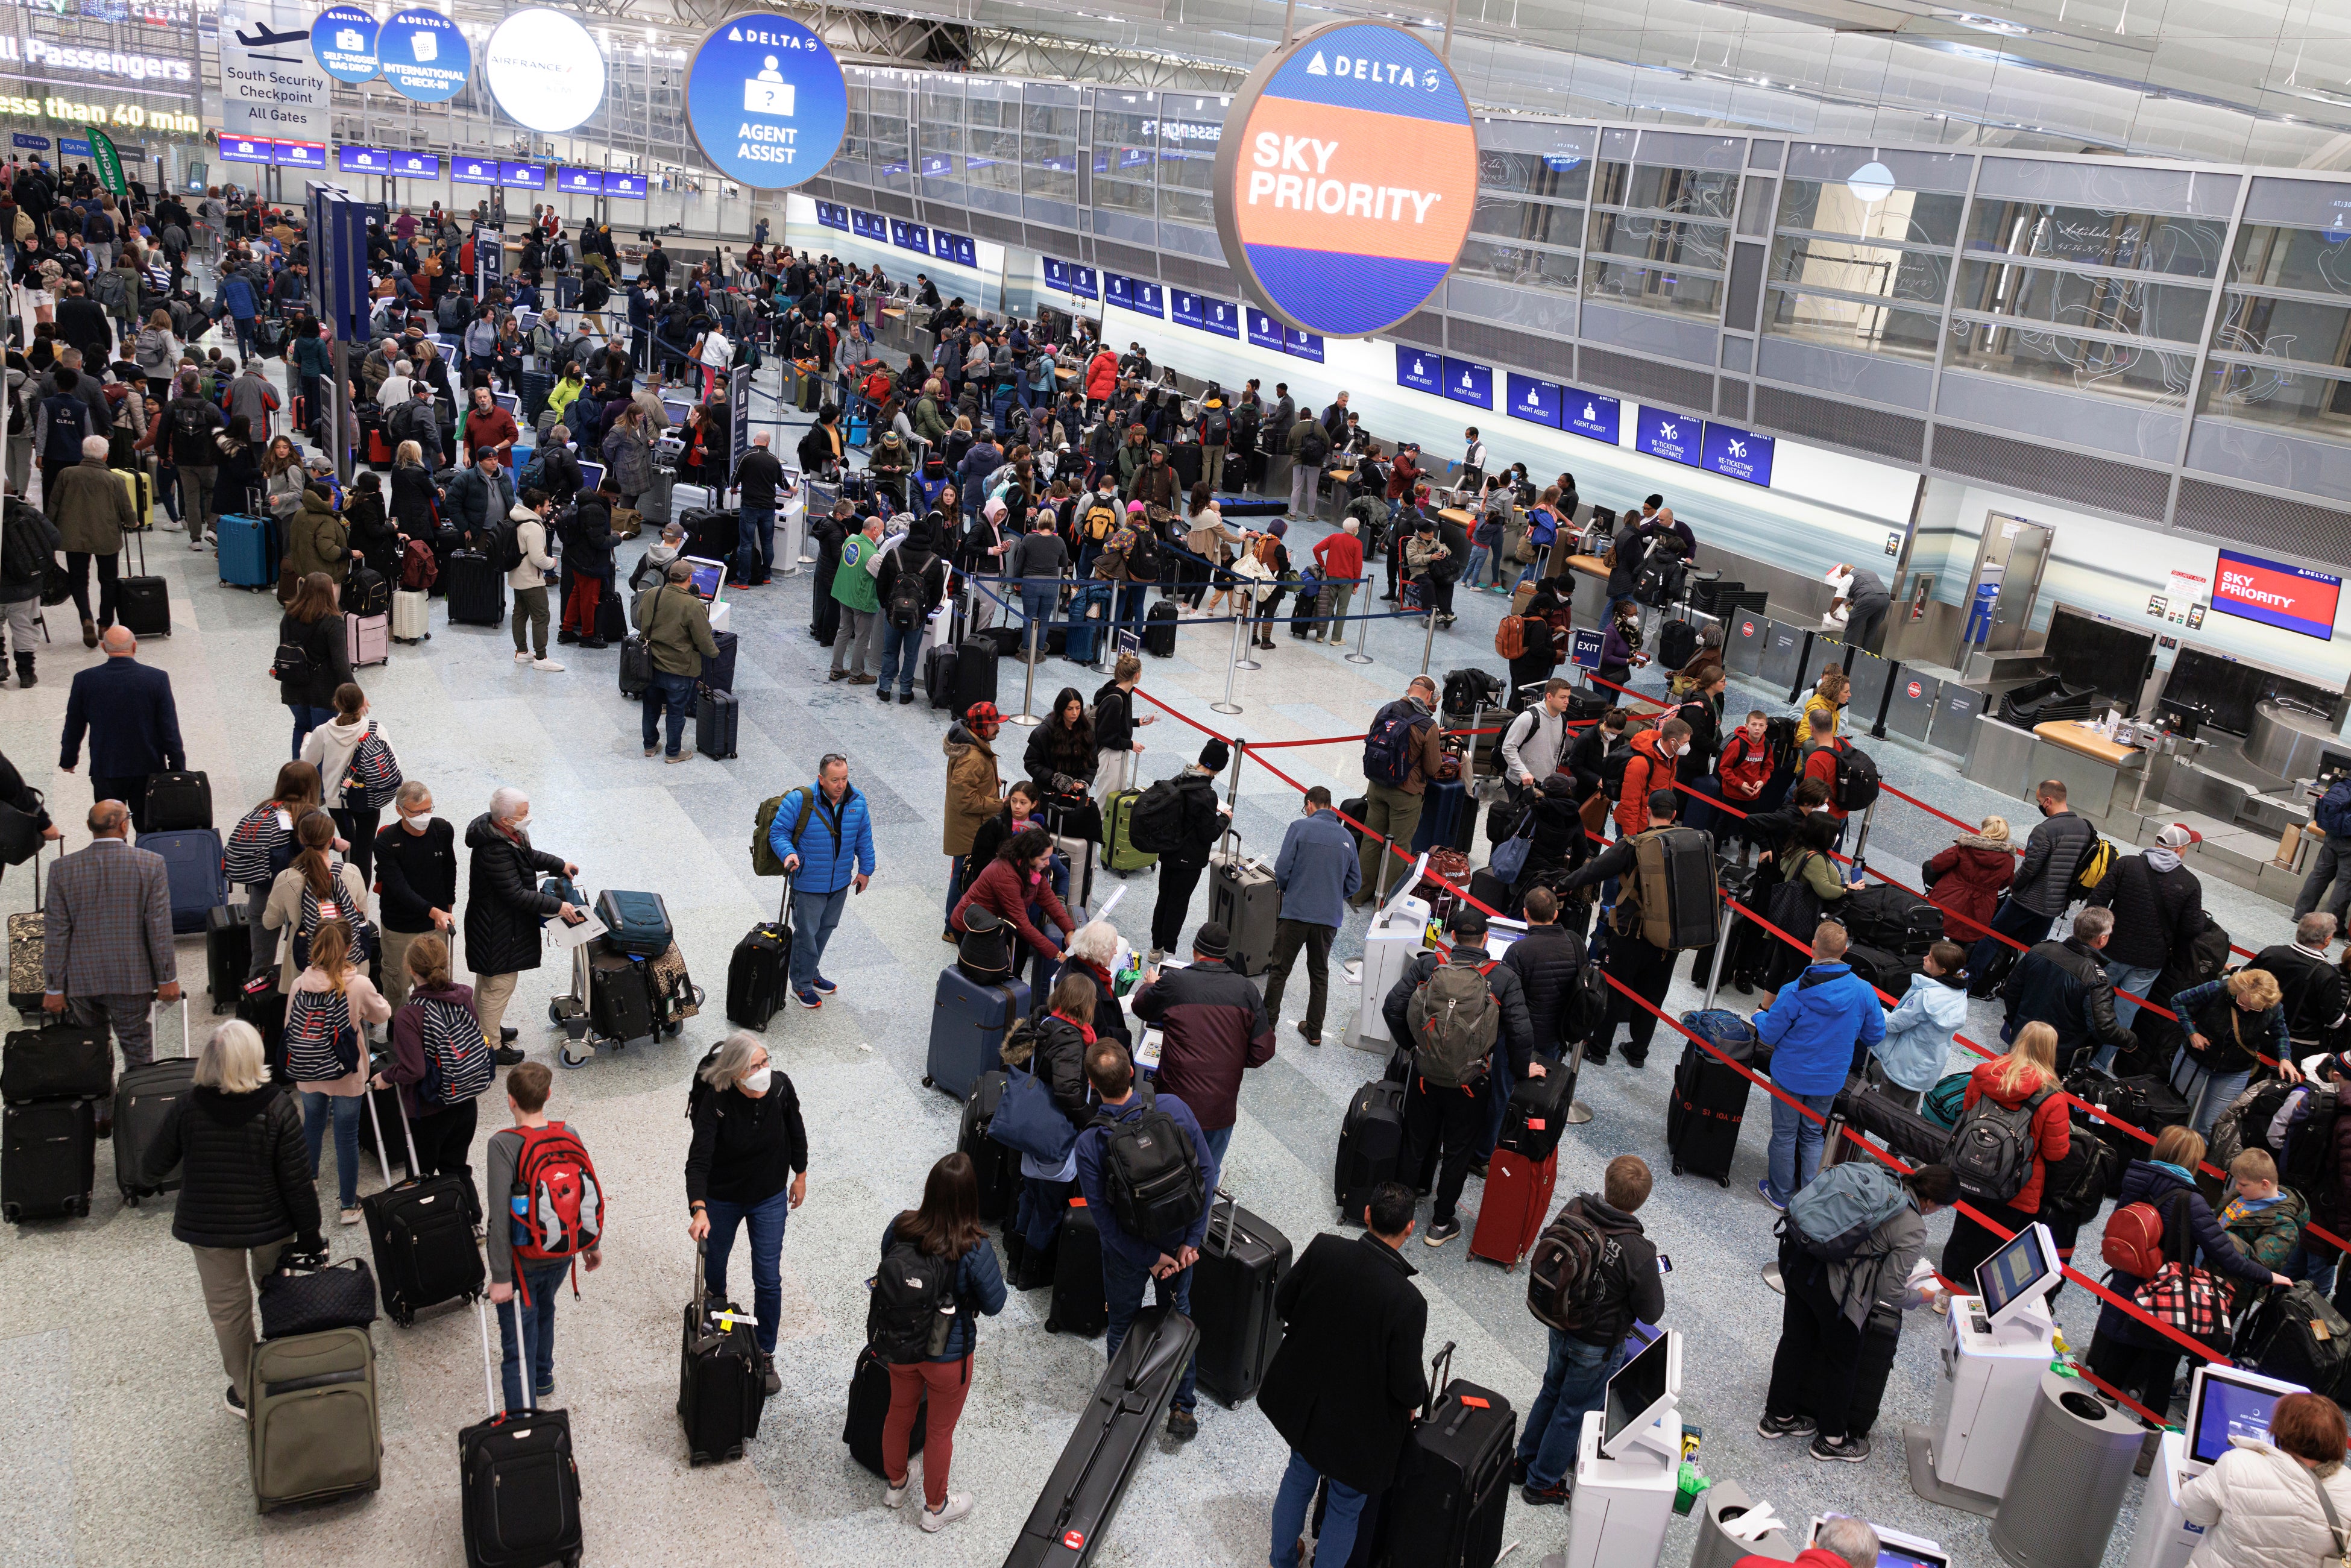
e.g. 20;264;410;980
0;499;51;590
866;1237;958;1365
1947;1083;2055;1204
1204;410;1228;444
494;519;526;575
1124;524;1162;581
883;550;928;629
1298;427;1330;466
1126;777;1185;854
1093;1103;1205;1239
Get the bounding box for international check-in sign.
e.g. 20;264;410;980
684;13;846;191
1211;19;1476;338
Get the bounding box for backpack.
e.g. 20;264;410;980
1;497;51;590
2066;836;2118;903
752;789;819;878
1494;616;1526;661
293;860;379;969
1526;1197;1619;1332
1092;1102;1206;1238
1786;1160;1912;1260
1363;700;1429;789
1567;959;1611;1047
509;1122;605;1293
1921;1070;1972;1130
866;1237;960;1364
1948;1081;2055;1204
1298;427;1329;466
222;802;290;886
1405;960;1500;1088
1599;737;1639;801
1083;501;1119;543
2211;1077;2298;1171
1805;742;1881;813
1204;409;1228;444
282;984;359;1083
1124;524;1162;580
1126;777;1186;855
883;552;929;629
342;721;403;811
2102;1188;2188;1279
398;536;438;591
494;518;526;574
414;994;493;1109
2279;1084;2343;1204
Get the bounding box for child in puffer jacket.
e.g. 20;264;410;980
1870;941;1968;1109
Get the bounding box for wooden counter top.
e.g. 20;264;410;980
2033;720;2140;766
1438;507;1476;528
1565;553;1608;578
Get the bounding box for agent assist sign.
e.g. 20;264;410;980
683;12;846;191
1212;19;1476;339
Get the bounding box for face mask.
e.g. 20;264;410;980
401;810;430;829
743;1065;772;1094
509;814;530;831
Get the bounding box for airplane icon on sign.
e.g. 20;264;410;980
1661;422;1679;440
1727;438;1748;458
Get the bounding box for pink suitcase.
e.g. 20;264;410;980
347;611;389;667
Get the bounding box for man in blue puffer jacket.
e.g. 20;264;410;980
767;754;876;1010
2295;773;2351;929
215;268;259;359
1755;921;1885;1211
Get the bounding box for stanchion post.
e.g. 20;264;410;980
1344;591;1374;666
1233;599;1262;674
1851;799;1875;867
1418;606;1438;676
1010;590;1042;726
1211;612;1246;717
1704;900;1737;1009
1563;1039;1594;1125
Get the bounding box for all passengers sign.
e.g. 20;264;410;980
1212;19;1477;339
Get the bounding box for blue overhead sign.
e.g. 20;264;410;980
890;218;929;255
1396;345;1440;394
1283;328;1324;362
1246;307;1283;351
1563;386;1621;445
814;200;848;231
1071;265;1098;301
929;229;974;268
607;172;645;198
1700;421;1774;486
1505;373;1561;429
557;168;604;195
389;151;439;178
1200;295;1238;338
338;145;389;174
1441;357;1493;410
1131;280;1163;318
1635;406;1702;466
1172;290;1204;329
312;4;380;84
500;162;545;190
1043;256;1070;291
684;12;848;190
379;7;469;103
452;155;496;187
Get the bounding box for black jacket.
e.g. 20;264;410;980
145;1086;322;1250
2003;935;2135;1066
561;494;616;578
2012;809;2096;917
2087;854;2203;972
1556;1194;1663;1348
1092;680;1139;753
389;462;438;534
372;816;456;934
736;446;784;508
684;1074;808;1208
1028;1012;1094;1128
1383;946;1537;1077
461;812;566;976
2253;943;2346;1045
1503;921;1584;1056
275;610;351;710
1257;1232;1429;1494
1024;716;1095;796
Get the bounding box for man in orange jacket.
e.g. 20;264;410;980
1614;717;1689;837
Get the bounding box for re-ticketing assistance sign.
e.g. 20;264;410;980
2212;549;2343;641
684;12;846;192
1211;19;1476;338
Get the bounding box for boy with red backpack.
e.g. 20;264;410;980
486;1061;605;1412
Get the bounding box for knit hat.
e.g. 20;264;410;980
1192;922;1230;960
1127;500;1145;514
965;701;1001;728
1200;738;1230;772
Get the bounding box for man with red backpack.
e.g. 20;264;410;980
485;1062;604;1412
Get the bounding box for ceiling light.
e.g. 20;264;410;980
1846;161;1896;204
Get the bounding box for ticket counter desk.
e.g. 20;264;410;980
1563;553;1609;627
2028;720;2180;823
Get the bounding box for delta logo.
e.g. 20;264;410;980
1303;49;1441;91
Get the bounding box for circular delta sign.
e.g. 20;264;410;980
379;7;470;104
1212;19;1478;338
312;4;380;84
684;13;846;192
485;8;606;134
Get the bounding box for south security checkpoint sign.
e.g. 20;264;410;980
685;13;847;192
1212;19;1477;338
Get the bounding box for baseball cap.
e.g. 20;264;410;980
2156;823;2202;849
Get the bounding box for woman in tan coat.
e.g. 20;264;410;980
942;701;1006;922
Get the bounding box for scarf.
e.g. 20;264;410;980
2221;1192;2286;1229
2150;1160;2195;1185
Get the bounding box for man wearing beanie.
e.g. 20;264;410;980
1145;740;1234;963
1131;919;1276;1165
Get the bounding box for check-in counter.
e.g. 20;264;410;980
1563;553;1609;626
2028;721;2180;822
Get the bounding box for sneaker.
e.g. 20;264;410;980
1810;1433;1870;1463
188;537;206;551
793;987;823;1009
763;1366;782;1397
1521;1481;1570;1507
339;1207;362;1226
534;1379;554;1400
667;749;695;764
882;1475;913;1509
1147;949;1164;966
493;1045;526;1066
644;747;659;757
223;1384;248;1418
1166;1406;1199;1441
1423;1219;1461;1247
1510;1457;1529;1487
1756;1179;1787;1213
515;650;533;664
1757;1411;1816;1441
809;975;839;995
919;1494;973;1532
1294;1021;1320;1047
898;691;914;705
532;657;565;672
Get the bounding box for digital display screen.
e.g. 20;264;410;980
1282;328;1324;362
1131;282;1162;317
1245;307;1283;351
557;168;604;195
576;462;603;492
1441;356;1492;410
687;561;726;600
452;156;497;187
1601;1330;1670;1448
1396;345;1440;394
1635;406;1702;467
606;174;646;199
390;153;441;178
1976;1226;2051;1319
1563;386;1622;444
1700;421;1775;487
2191;1372;2291;1467
2213;548;2343;641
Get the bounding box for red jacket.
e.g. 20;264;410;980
1802;741;1849;820
1083;350;1118;401
1745;1554;1875;1568
1615;729;1679;836
1385;453;1420;502
1925;837;2016;944
1962;1060;2071;1214
1716;729;1773;804
949;857;1072;960
1314;531;1363;581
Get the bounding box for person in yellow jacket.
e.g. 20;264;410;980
1795;665;1848;747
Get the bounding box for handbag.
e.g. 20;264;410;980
257;1256;380;1340
0;787;42;866
1490;811;1537;884
955;906;1014;986
987;1062;1079;1164
2133;1259;2235;1353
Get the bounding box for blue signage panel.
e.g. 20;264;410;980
1396;344;1441;394
1042;256;1069;292
379;7;469;103
919;153;952;177
338;145;388;174
1700;421;1774;486
899;221;929;254
276;142;326;169
1201;296;1238;338
556;168;604;195
58;137;90;159
1282;329;1324;362
606;173;645;198
1071;265;1098;301
312;4;381;84
1131;281;1163;318
1567;626;1604;670
1245;307;1283;351
1441;357;1493;410
11;134;48;151
814;201;848;231
1505;372;1561;429
389;151;439;178
854;210;887;240
1171;289;1204;329
1104;272;1133;310
452;155;496;187
1563;386;1621;445
219;136;271;166
2214;549;2344;640
500;162;546;190
684;12;848;190
1635;406;1702;466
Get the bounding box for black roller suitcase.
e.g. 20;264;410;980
1825;1075;1949;1168
957;1068;1019;1224
1335;1076;1408;1224
1668;1009;1758;1185
444;548;505;626
1046;1197;1107;1336
1323;1343;1515;1568
843;1343;925;1477
114;998;192;1204
953;637;998;714
1840;884;1943;956
588;948;657;1042
1144;599;1177;656
696;688;739;760
1207;852;1280;978
2;1096;95;1221
461;1300;583;1568
924;643;958;710
360;1094;485;1325
116;528;169;637
724;917;790;1031
1191;1193;1290;1408
207;904;250;1012
1003;1307;1200;1567
701;629;738;692
1497;1051;1577;1162
679;1242;767;1465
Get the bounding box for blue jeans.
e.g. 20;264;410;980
1766;1089;1840;1206
1200;1124;1233;1167
289;702;336;757
1966;900;2054;987
738;506;774;579
702;1185;792;1355
1517;1330;1627;1489
2102;960;2164;1041
790;883;848;992
1103;1249;1197;1412
1271;1449;1365;1567
1021;584;1058;649
642;670;696;756
1113;581;1150;639
2181;1061;2253;1139
497;1262;568;1412
878;620;921;696
301;1091;364;1209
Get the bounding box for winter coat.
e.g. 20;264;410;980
1716;728;1773;804
46;456;133;553
952;857;1072;960
1272;808;1361;931
1026;1012;1096;1128
1083;350;1118;401
1926;837;2014;944
346;492;398;579
144;1086;321;1250
1057;960;1129;1049
1614;728;1679;836
599;418;649;493
1131;958;1276;1132
389;462;436;534
765;781;876;898
460;812;567;977
274;609;350;710
1875;972;1968;1092
2182;1441;2351;1568
562;494;617;581
1960;1060;2071;1213
2089;854;2205;972
941;722;1003;857
284;489;348;585
2171;977;2290;1077
1022;716;1095;796
2003;936;2135;1067
2253;942;2347;1045
1757;962;1886;1095
2094;1160;2270;1349
2012;809;2097;917
442;464;513;543
1257;1232;1430;1495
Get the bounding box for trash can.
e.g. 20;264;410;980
1988;1368;2144;1568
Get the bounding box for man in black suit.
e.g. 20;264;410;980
1257;1180;1429;1568
59;626;184;833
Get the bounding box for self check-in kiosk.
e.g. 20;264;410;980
2123;1363;2305;1568
1907;1221;2062;1514
1560;1328;1682;1568
1350;853;1432;1053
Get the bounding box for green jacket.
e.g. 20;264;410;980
912;395;949;444
833;534;881;612
631;582;720;677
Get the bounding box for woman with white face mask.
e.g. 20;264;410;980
685;1031;809;1393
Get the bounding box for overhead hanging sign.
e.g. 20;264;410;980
1210;18;1477;338
378;7;468;104
683;11;846;191
485;8;605;134
309;4;379;84
221;1;333;143
2213;549;2343;641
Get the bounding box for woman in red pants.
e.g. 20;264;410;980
875;1153;1007;1532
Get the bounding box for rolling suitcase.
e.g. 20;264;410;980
678;1240;767;1465
216;509;276;590
1;1020;113;1103
843;1343;924;1476
923;643;958;710
346;611;389;667
1103;789;1158;875
139;827;227;934
460;1299;583;1567
360;1093;486;1326
701;629;738;692
594;890;673;956
115;528;169;637
1633;825;1718;951
248;1325;382;1512
1824;1075;1951;1170
240;975;287;1082
390;588;430;643
114;998;194;1204
1;1096;95;1221
1144;599;1177;656
682;507;734;562
923;966;1029;1101
7;847;45;1012
1340;1344;1515;1568
1335;1075;1408;1224
957;1068;1019;1224
1191;1193;1290;1408
1004;1307;1199;1567
952;637;998;716
696;687;739;760
1840;884;1943;957
588;948;657;1043
594;593;626;645
1496;1052;1577;1161
443;548;505;626
1207;851;1280;978
144;769;213;831
1669;1009;1758;1186
1046;1197;1107;1335
1468;1147;1557;1271
725;916;790;1031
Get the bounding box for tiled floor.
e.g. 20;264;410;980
0;323;2288;1567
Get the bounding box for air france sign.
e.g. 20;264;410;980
684;13;846;191
1212;19;1476;338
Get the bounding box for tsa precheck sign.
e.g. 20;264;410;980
684;11;846;191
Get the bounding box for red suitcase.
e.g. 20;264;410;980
1468;1148;1556;1271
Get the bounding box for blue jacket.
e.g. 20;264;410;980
1076;1089;1219;1272
1757;962;1885;1095
2319;778;2351;839
1273;808;1360;930
216;272;256;321
878;1220;1007;1362
60;658;184;776
1875;972;1967;1092
767;782;876;896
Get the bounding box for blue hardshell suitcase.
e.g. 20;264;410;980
594;890;672;957
925;967;1030;1102
139;828;228;934
216;512;275;590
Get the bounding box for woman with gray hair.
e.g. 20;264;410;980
1057;919;1130;1048
142;1019;323;1419
461;787;584;1058
684;1031;807;1387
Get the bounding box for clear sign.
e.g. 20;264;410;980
1506;372;1561;429
379;7;468;103
684;12;848;191
1699;421;1774;486
1201;297;1238;338
485;8;604;134
1283;327;1324;362
1171;289;1205;329
2213;549;2344;641
310;3;379;84
1396;344;1440;394
1441;356;1491;410
1246;306;1283;350
1635;406;1701;466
